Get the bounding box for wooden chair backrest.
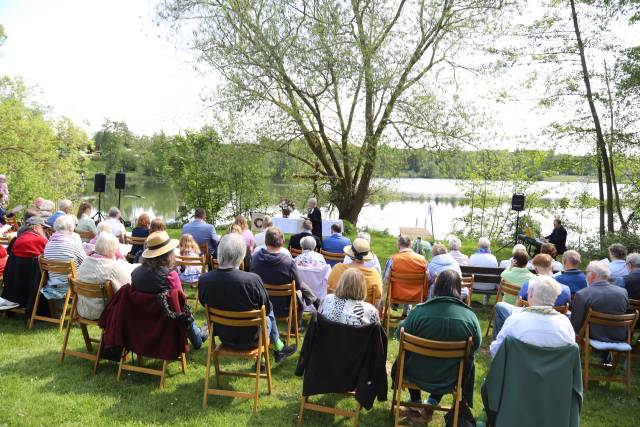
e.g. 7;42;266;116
629;299;640;330
126;236;147;246
0;235;12;246
75;229;95;241
389;271;428;304
520;300;569;315
205;305;266;328
264;282;296;297
69;277;114;300
585;309;639;343
320;249;344;262
39;256;77;277
210;258;219;270
461;275;474;289
400;329;472;360
496;280;521;302
175;254;207;274
290;247;302;257
199;242;209;256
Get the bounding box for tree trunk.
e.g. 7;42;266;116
570;0;615;233
603;61;625;229
597;156;605;239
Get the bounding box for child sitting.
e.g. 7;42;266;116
178;233;203;285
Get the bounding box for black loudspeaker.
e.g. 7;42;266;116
94;173;106;193
115;172;126;190
511;193;525;212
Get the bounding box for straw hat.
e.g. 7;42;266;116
344;238;373;261
142;231;179;259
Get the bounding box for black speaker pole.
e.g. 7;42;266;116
514;210;520;247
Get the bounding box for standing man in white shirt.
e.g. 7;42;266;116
106;207;126;243
490;276;575;357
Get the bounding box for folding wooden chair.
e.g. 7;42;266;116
579;308;639;396
264;282;299;347
290;247;302;258
485;280;521;337
203;305;272;413
29;257;77;331
117;349;187;389
391;329;473;427
320;249;344;264
75;229;95;242
630;299;640;359
125;236;146;263
175;254;206;312
461;275;475;306
383;271;429;335
60;278;114;373
297;392;362;427
199;242;210;269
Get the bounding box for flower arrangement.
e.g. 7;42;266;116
278;198;295;218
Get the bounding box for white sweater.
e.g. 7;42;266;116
76;256;131;320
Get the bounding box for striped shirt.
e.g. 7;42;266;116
42;232;86;299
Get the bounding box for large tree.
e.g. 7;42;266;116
159;0;507;223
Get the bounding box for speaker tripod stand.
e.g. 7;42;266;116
92;192;106;223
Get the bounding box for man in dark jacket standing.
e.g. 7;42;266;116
306;198;322;242
545;219;567;255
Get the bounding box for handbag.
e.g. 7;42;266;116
444;400;476;427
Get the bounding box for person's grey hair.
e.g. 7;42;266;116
587;260;609;280
608;243;627;260
94;233;119;258
449;237;462;251
302;219;313;231
511;244;526;255
528;276;562;307
478;237;491;249
54;214;76;233
108;207;120;218
218;233;247;269
308;197;317;206
431;243;448;256
562;250;581;267
357;231;371;242
626;252;640;268
300;235;317;251
59;199;72;211
397;235;412;248
96;221;112;234
262;215;273;229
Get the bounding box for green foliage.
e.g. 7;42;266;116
0;76;88;208
168;128;269;223
93;120;137;173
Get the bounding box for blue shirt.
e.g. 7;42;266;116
608;259;628;281
554;269;588;294
47;210;65;228
182;219;219;255
321;233;351;266
518;279;571;307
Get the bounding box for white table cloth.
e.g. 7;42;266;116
271;217;344;237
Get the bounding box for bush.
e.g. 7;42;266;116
581;232;640;261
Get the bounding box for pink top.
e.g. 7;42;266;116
167;270;186;299
242;229;255;251
0;182;8;204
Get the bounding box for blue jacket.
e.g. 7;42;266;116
182;219;219;255
555;269;588;294
321;233;351;255
519;280;571;306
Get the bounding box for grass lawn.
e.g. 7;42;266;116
1;230;638;426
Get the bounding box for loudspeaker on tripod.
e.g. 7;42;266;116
115;172;126;190
511;193;525;212
94;173;106;193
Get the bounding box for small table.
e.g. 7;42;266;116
271;217;344;237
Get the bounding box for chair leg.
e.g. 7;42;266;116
203;344;212;408
28;286;44;329
80;323;93;352
626;352;632;397
159;360;168;389
59;290;72;332
213;353;222;387
584;344;590;391
59;316;74;364
264;346;273;395
252;352;261;415
181;353;187;374
296;397;307;427
93;334;104;374
353;403;362;427
294;306;300;348
485;311;494;337
453;391;461;427
117;348;127;382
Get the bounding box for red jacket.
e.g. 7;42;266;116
99;284;188;360
11;231;47;258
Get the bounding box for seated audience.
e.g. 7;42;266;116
293;236;326;268
448;237;468;266
493;254;570;339
251;227;318;318
35;198;55;223
499;250;535;301
571;260;629;342
322;223;351;257
383;235;428;288
150;217;166;233
555;250;588;294
288;219;321;251
616;252;640;299
490;275;575;357
413;236;432;260
327;238;383;306
16;208;39;236
89;222;125;260
540;242;563;272
182;208;219;255
468;237;498;268
47;199;73;228
132;230;208;349
10;216;48;257
198;233;296;362
130;212;151;258
234;214;255;253
607;243;628;281
42;215;86;302
498;244;532;269
391;270;481;407
178;233;203;284
253;215;272;248
75;202;97;242
319;269;379;326
106;207;126;243
427;243;461;283
76;233;131;320
343;232;382;275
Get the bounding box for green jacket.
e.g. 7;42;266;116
397;297;481;398
482;337;583;427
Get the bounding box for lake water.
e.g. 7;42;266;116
80;177;602;247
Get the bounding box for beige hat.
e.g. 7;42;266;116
344;238;373;261
142;231;179;259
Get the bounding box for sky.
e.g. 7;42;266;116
0;0;213;135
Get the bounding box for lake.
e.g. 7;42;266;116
80;177;602;247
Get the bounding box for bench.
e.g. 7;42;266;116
460;266;504;295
